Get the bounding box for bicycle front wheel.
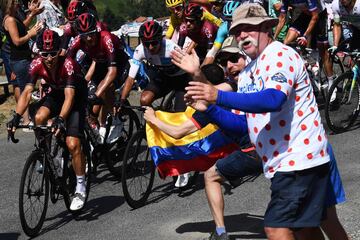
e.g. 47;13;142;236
106;108;141;177
19;150;49;237
122;130;155;209
325;71;360;133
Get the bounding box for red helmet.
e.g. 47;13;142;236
139;20;163;42
67;1;88;22
36;29;60;51
75;13;97;34
183;3;203;20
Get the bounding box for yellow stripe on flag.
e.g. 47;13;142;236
146;107;219;148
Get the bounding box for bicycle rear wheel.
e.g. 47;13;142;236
325;71;360;133
122;130;155;209
19;150;49;237
106;108;141;177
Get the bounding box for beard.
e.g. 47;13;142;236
238;36;258;51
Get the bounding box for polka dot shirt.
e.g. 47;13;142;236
237;41;330;178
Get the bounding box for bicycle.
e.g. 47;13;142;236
288;42;346;105
8;125;91;237
325;51;360;133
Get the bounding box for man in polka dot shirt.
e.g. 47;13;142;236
171;3;332;240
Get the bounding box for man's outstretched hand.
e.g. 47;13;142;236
171;48;200;76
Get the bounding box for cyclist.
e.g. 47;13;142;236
119;20;191;111
67;13;128;138
178;3;218;60
274;0;337;92
7;29;88;211
165;0;223;40
203;0;241;65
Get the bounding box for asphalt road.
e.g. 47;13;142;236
0;116;360;240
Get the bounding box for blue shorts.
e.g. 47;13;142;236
264;163;330;228
10;59;31;92
326;143;346;207
215;149;262;184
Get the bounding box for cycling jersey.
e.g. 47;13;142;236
213;21;229;49
28;57;84;90
178;20;217;58
165;7;222;39
332;0;360;29
67;30;128;68
128;38;185;78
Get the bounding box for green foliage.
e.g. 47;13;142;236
95;0;169;30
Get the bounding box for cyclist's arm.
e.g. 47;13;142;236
303;10;319;39
202;9;223;27
274;12;286;39
15;84;34;116
59;87;75;120
85;61;96;82
120;75;135;100
95;66;117;97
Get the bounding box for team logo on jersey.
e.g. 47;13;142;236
65;60;74;75
271;72;287;83
204;28;212;39
106;38;114;53
29;58;42;71
238;76;265;93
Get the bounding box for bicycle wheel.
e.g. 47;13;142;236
19;150;49;237
122;130;155;209
106;108;141;177
325;71;360;133
63;143;92;213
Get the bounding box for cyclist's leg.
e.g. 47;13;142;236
34;91;63;125
283;13;310;45
140;71;167;106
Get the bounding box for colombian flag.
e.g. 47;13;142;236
146;107;240;178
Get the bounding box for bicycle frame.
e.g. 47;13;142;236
347;64;360;104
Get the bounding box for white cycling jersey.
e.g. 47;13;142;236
128;38;191;78
332;0;360;29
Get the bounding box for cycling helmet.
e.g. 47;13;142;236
183;3;203;20
139;20;163;42
223;1;240;19
67;1;88;22
165;0;184;8
36;29;61;51
75;13;97;34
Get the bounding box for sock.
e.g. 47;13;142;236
216;227;226;235
328;75;336;89
76;175;86;193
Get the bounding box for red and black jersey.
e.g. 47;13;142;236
67;30;128;67
28;57;84;90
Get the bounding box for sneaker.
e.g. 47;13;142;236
70;192;86;211
330;87;337;103
174;172;190;188
99;126;106;144
207;231;229;240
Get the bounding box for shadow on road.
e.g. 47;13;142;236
39;195;124;236
0;232;21;240
176;213;266;239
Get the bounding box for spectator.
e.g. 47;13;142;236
36;0;65;29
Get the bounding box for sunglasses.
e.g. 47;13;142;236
39;51;59;58
169;5;183;12
218;53;242;66
79;30;97;38
143;40;160;48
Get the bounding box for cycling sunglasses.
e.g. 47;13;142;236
218;53;242;66
169;5;183;12
79;29;97;38
39;51;59;58
143;40;160;48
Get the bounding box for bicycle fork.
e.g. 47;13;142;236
346;65;359;105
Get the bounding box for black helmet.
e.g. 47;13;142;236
75;13;97;34
67;1;88;22
139;20;163;42
36;29;61;52
183;3;203;20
